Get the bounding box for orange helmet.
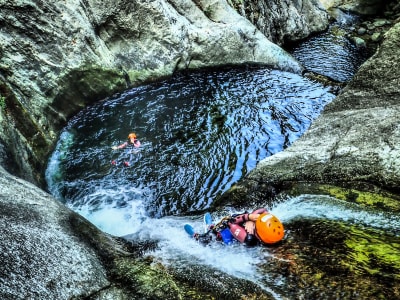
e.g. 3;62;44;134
128;133;137;139
255;213;284;244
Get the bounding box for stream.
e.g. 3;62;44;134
45;16;399;298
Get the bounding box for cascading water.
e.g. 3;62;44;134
43;17;394;297
45;67;336;236
121;195;399;299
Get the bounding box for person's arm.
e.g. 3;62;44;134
230;208;267;224
248;213;260;222
133;139;141;148
112;142;128;150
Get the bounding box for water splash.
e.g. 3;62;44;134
272;195;400;235
45;67;335;219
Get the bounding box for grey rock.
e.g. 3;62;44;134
243;21;400;195
0;166;109;299
357;27;367;35
321;0;387;15
0;0;319;185
352;36;367;47
371;32;383;42
230;0;330;45
373;19;390;27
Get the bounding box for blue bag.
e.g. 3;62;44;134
219;228;234;245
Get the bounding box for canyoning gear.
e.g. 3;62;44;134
244;233;258;247
219;228;234;245
128;132;137;139
226;208;268;247
184;223;212;244
184;213;231;245
111;132;142;167
255;213;284;244
184;224;196;237
204;213;233;245
112;132;140;150
229;223;248;243
184;210;284;247
204;212;213;232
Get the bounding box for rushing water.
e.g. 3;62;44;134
46;67;335;227
123;195;400;298
44;17;388;297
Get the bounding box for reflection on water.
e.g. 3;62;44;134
42;13;398;297
46;67;335;224
289;22;369;82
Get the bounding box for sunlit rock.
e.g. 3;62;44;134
230;0;330;45
320;0;386;15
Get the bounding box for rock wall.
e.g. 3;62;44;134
0;0;331;186
224;20;400;203
320;0;391;15
230;0;330;45
0;166;109;298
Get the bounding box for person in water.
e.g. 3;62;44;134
226;208;284;246
191;208;284;246
111;132;141;166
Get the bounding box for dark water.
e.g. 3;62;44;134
43;16;399;298
46;67;335;221
45;17;371;226
290;20;369;82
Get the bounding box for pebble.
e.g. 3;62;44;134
357;27;367;35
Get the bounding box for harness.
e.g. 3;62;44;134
194;216;232;244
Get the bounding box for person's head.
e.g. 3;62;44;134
128;132;137;142
255;213;284;244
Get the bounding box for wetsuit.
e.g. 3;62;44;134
112;138;141;166
228;208;268;246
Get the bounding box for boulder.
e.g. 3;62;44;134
0;166;109;299
230;0;330;45
225;21;400;203
0;0;309;185
320;0;389;15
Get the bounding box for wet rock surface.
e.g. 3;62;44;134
1;0;400;299
233;20;400;196
0;0;312;185
0;166;109;299
213;4;400;299
229;0;330;45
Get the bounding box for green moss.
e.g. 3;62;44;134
127;69;155;84
317;185;400;212
0;95;6;111
114;257;183;299
285;183;400;213
342;225;400;279
127;66;173;86
72;66;127;99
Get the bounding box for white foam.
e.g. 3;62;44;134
271;195;400;234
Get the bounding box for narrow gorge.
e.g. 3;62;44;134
1;0;399;299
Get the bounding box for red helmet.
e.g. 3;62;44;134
255;213;284;244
